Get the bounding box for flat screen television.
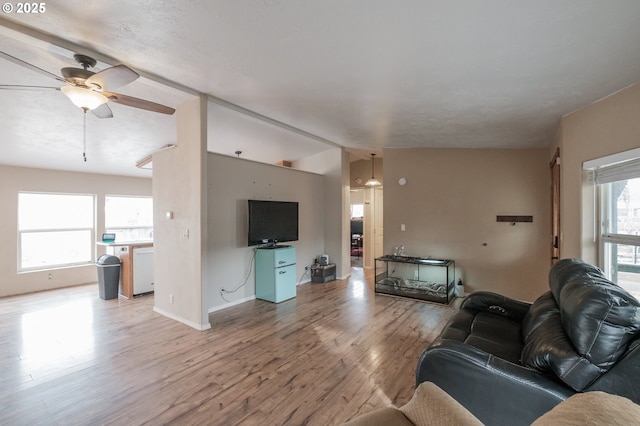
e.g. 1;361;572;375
247;200;299;246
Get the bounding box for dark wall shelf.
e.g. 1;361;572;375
496;215;533;223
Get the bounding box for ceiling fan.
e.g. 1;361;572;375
0;50;176;117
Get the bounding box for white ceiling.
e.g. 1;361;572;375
2;1;640;177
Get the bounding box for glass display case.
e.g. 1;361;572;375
375;255;455;304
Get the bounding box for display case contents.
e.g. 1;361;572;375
375;255;455;304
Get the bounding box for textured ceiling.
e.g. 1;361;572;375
2;1;640;176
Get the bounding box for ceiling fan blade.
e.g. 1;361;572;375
0;50;65;82
85;65;139;91
103;91;175;115
92;103;113;119
0;84;60;91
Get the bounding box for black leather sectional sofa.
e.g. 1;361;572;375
416;258;640;425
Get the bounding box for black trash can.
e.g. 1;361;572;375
96;254;121;300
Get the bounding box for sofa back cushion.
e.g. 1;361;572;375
549;259;640;366
521;292;605;390
521;291;558;342
522;258;640;391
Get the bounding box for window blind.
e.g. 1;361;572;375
586;156;640;186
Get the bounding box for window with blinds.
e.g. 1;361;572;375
584;150;640;299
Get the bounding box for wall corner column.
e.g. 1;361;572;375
152;94;211;331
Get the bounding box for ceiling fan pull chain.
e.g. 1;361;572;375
83;108;87;162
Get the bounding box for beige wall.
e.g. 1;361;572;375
555;82;640;263
153;96;209;330
294;148;351;278
207;153;326;310
383;148;550;302
0;165;151;297
350;157;383;188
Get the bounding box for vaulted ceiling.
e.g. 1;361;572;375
2;1;640;176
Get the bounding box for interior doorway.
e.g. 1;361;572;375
350;189;364;267
373;187;384;260
349;187;383;268
550;148;560;265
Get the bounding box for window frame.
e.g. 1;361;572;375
350;203;364;220
599;180;640;283
18;192;96;272
104;195;154;242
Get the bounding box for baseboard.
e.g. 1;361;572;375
153;306;212;331
208;295;256;313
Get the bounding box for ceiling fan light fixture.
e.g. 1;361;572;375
61;85;108;110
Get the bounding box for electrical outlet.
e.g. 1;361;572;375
169;294;174;304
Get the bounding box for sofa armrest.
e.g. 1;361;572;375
341;382;484;426
532;391;640;426
416;339;573;426
461;291;531;322
341;407;413;426
585;338;640;404
400;382;483;426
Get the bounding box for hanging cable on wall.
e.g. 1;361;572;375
220;249;257;302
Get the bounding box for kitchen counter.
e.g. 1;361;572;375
97;240;153;248
97;241;154;298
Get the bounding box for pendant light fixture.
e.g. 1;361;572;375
365;153;381;186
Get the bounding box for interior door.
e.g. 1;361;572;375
550;148;561;264
374;187;384;259
362;186;383;268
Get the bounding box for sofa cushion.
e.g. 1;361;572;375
532;391;640;426
400;382;483;426
522;258;640;391
549;258;640;368
341;382;484;426
464;313;523;363
341;407;414;426
521;291;558;341
521;303;604;390
439;307;523;364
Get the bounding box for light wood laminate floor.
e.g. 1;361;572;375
0;268;457;425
